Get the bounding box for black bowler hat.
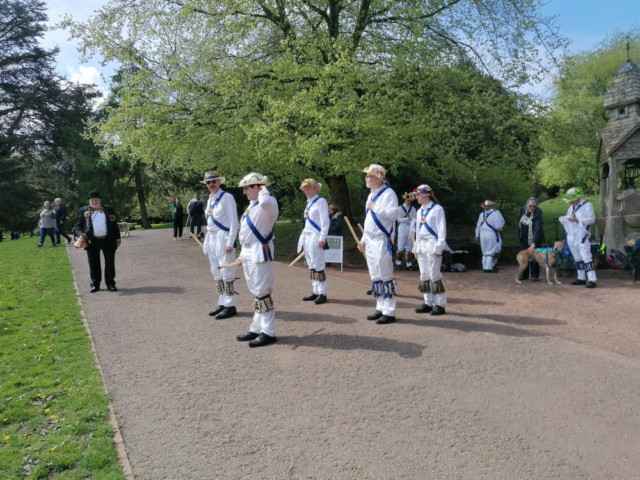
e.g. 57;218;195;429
86;191;102;199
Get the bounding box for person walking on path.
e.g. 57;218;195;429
413;185;448;316
171;198;184;240
201;171;240;319
73;191;121;293
396;192;417;271
54;198;72;245
235;173;279;348
516;197;544;281
37;201;57;248
559;187;597;288
359;164;399;325
297;178;330;305
188;192;205;239
475;200;505;273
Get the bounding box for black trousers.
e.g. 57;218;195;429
56;222;71;244
519;237;540;279
190;214;202;235
86;238;116;287
173;218;183;237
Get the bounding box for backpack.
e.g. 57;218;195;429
610;249;630;270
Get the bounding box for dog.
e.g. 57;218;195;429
515;241;565;285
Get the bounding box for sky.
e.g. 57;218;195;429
42;0;640;98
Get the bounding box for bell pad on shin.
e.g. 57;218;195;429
253;294;274;313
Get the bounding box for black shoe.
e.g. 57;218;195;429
67;238;72;244
106;284;118;292
483;269;497;273
51;243;57;247
571;279;587;286
236;331;259;342
415;303;432;314
430;305;446;316
209;305;225;317
366;289;373;295
518;275;528;281
90;285;100;293
366;310;383;321
492;267;499;271
314;294;327;305
406;266;415;271
216;306;237;319
303;293;318;301
248;333;277;348
376;315;396;325
531;278;539;282
36;244;43;248
585;281;597;289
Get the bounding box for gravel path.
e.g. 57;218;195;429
68;228;640;479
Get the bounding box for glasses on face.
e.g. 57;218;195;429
205;180;218;185
527;205;537;209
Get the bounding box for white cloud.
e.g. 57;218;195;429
67;65;108;96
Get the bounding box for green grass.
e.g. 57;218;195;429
0;238;124;479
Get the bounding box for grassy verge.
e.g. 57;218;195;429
0;239;124;479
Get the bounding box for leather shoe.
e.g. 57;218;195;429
571;279;587;286
585;281;597;289
303;293;318;301
430;305;446;316
483;269;497;273
366;289;373;295
248;333;277;348
314;294;327;305
415;303;432;314
209;305;225;317
216;306;237;319
106;284;118;292
376;315;396;325
236;331;259;342
90;285;100;293
366;310;383;321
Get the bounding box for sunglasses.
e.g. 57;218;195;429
205;180;219;185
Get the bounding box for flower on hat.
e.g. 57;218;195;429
563;187;583;203
299;178;322;190
238;172;270;187
413;185;433;196
362;164;387;181
403;192;414;201
481;200;497;208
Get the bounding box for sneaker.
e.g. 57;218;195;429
178;237;183;241
51;243;57;247
173;237;177;241
36;244;44;248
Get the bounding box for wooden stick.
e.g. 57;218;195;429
190;232;204;248
344;217;365;256
357;223;364;234
411;232;416;245
289;251;306;267
219;259;242;269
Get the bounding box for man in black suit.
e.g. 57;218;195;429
73;191;121;292
54;198;72;245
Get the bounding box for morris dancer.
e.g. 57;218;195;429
201;171;239;319
475;200;505;273
560;187;597;288
396;193;417;271
413;185;447;315
297;178;330;304
236;173;279;347
359;164;399;324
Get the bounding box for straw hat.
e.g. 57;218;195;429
199;171;226;184
413;184;433;197
564;187;583;203
299;178;322;190
362;164;388;183
238;172;270;187
481;200;497;208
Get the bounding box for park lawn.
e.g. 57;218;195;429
0;239;124;479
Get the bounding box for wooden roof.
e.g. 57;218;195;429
603;61;640;109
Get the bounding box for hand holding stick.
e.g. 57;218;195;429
344;217;365;257
289;251;306;267
219;259;242;269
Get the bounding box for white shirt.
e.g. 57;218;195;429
239;188;279;261
397;204;416;229
301;194;329;240
560;200;595;244
363;185;398;237
91;211;108;237
205;189;239;248
414;201;447;255
475;209;505;237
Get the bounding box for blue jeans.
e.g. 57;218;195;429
519;238;539;279
39;228;55;245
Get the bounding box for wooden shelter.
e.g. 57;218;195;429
597;59;640;251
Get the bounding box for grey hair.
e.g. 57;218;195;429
526;197;538;205
54;198;62;202
44;200;51;206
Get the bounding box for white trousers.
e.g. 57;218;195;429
568;240;597;282
241;247;276;337
417;252;447;307
397;225;413;253
300;231;328;295
205;231;238;307
480;230;501;270
365;234;396;316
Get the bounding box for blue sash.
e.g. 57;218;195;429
366;187;393;256
304;197;329;250
207;192;230;232
242;201;274;261
419;205;438;239
572;202;590;244
482;211;500;242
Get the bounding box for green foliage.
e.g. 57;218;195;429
0;238;123;479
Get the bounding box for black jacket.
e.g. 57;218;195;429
74;205;121;249
55;204;67;223
516;206;544;246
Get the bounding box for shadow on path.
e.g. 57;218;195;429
279;332;425;358
117;286;186;296
455;312;566;326
327;298;416;309
451;298;506;306
401;317;545;337
278;311;358;325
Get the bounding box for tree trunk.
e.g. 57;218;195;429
134;162;152;229
325;175;352;220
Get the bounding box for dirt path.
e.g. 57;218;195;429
69;228;640;479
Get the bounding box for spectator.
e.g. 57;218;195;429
54;198;72;245
188;192;205;239
171;198;184;240
516;197;545;281
37;201;56;248
328;204;344;237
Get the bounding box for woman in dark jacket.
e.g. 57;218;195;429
516;197;545;280
328;204;344;236
171;198;184;240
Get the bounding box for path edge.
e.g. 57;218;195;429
65;247;134;479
